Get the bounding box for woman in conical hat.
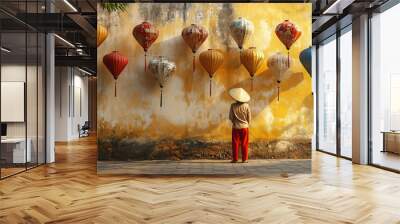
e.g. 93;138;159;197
228;88;251;163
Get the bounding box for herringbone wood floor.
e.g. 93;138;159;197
1;136;400;224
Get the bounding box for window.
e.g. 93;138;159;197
317;35;337;154
370;3;400;171
339;27;352;158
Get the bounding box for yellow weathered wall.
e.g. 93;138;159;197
98;3;312;142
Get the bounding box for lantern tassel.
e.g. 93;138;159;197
287;50;290;68
160;87;163;108
144;52;147;72
251;76;254;91
209;78;212;97
277;81;281;102
114;80;117;97
193;54;195;73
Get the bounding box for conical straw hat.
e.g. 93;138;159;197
229;88;250;103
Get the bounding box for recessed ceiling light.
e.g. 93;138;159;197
1;47;11;53
54;34;75;48
63;0;78;12
77;67;93;76
322;0;354;15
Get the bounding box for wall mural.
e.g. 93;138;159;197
97;3;312;162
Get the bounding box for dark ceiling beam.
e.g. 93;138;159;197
67;13;96;46
0;8;38;31
86;0;97;12
55;55;96;71
13;13;83;32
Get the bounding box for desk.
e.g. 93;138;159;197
1;138;31;163
381;131;400;154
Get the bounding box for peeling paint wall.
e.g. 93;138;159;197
97;3;312;160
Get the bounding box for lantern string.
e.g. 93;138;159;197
277;68;281;102
251;76;254;91
193;54;195;73
145;52;147;72
277;85;280;101
114;80;117;97
209;78;212;97
239;48;242;63
160;87;163;108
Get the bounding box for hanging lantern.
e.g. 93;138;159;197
148;56;176;107
240;47;264;91
199;49;224;96
230;17;254;50
267;52;292;101
103;51;128;97
275;19;301;67
300;47;312;76
132;22;159;72
181;24;208;73
97;24;108;47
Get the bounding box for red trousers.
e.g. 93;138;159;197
232;128;249;161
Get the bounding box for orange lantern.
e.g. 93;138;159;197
240;47;264;91
97;24;108;47
199;49;224;96
181;24;208;72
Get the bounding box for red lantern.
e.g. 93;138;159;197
132;22;159;72
181;24;208;72
103;51;128;97
275;20;301;66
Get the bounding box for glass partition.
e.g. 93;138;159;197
0;0;46;179
317;35;337;154
1;31;28;177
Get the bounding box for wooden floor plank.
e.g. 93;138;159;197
0;136;399;223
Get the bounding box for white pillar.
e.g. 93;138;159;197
352;14;369;164
46;32;55;163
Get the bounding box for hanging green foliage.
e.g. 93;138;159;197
100;3;128;13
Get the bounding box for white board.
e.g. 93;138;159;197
1;82;25;122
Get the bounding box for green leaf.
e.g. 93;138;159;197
100;3;128;13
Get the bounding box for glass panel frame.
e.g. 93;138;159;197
315;24;353;161
0;0;47;180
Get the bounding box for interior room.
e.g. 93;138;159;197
0;10;46;178
0;0;400;223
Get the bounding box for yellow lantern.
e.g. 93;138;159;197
97;24;108;47
199;49;224;96
240;47;264;91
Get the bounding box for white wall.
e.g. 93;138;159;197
1;65;40;137
55;67;89;141
1;63;46;164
